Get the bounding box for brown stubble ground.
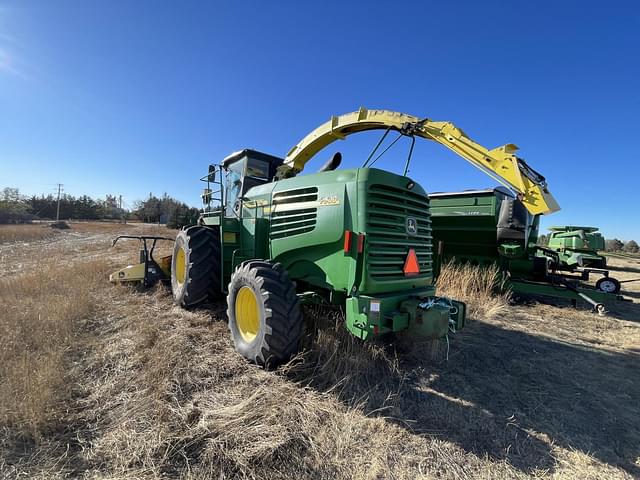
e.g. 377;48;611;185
1;223;639;479
605;253;640;302
0;224;58;243
0;222;173;278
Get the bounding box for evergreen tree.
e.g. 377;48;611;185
623;240;639;254
605;238;624;252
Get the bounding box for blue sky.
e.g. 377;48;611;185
0;1;638;239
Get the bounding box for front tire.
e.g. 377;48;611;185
171;226;221;308
227;260;303;367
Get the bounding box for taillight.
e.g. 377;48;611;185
345;231;364;254
343;230;352;253
357;233;365;253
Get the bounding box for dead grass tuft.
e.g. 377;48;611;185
0;259;109;439
49;221;70;230
0;224;57;243
283;307;405;412
68;221;134;234
435;261;511;320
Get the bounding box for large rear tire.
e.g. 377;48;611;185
227;260;303;367
171;226;221;308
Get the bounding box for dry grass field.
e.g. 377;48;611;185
0;224;58;243
1;223;639;479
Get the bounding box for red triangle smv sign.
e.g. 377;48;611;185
403;248;420;276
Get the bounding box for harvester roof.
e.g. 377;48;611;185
548;226;600;233
221;149;284;169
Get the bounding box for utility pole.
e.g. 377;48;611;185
119;195;126;224
55;183;63;221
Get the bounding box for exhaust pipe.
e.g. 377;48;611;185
318;152;342;172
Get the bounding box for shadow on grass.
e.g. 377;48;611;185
511;293;640;323
619;289;640;300
604;296;640;322
608;265;640;274
287;317;640;476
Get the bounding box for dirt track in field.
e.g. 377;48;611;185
0;222;172;277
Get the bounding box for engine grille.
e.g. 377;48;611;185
366;184;433;281
270;187;318;240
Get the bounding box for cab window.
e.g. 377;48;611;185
224;157;273;217
246;158;269;180
225;160;244;217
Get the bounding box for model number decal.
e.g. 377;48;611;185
453;211;482;216
319;195;340;206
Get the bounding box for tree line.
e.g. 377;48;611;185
131;193;201;227
604;238;639;254
0;187;200;229
4;186;638;250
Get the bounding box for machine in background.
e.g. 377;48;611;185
429;188;625;313
109;235;174;287
546;226;607;268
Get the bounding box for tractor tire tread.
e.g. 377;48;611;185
174;226;221;308
228;260;303;366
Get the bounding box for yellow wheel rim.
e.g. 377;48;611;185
235;286;260;343
175;247;187;284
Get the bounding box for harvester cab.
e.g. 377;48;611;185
201;149;341;219
218;150;283;217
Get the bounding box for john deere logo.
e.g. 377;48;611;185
406;217;418;236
